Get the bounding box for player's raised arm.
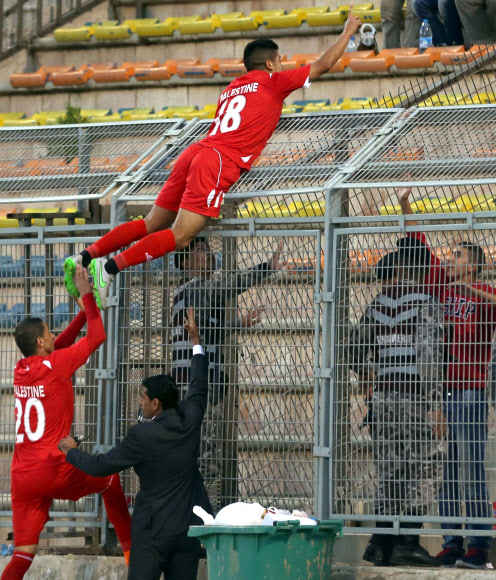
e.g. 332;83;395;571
309;8;362;80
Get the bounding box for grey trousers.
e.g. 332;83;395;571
381;0;421;47
455;0;496;44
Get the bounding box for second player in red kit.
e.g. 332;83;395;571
63;9;362;309
1;267;132;580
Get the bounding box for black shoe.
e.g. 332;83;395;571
436;547;464;568
389;543;441;567
362;535;394;566
456;548;492;570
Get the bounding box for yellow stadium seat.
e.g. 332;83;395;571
93;19;157;40
0;112;25;121
87;113;122;123
221;10;285;31
3;119;38;126
54;25;93;42
474;92;496;103
282;105;303;114
287;201;325;216
337;97;373;109
80;109;111;117
339;4;374;16
178;110;211;120
166;106;198;118
120;107;154;121
307;10;344;25
173;15;202;34
135;17;177;37
237;202;285;218
203;104;217;118
179;17;215;34
127;113;169;121
356;8;382;22
265;6;329;28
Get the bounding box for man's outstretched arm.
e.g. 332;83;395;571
309;9;362;80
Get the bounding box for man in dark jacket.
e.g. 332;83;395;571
58;307;212;580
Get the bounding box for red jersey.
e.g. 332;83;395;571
201;65;311;169
413;232;496;389
12;294;105;473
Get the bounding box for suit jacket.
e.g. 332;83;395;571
66;353;212;537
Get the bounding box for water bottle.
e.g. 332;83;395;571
347;36;357;51
7;545;14;556
0;544;13;556
419;20;433;53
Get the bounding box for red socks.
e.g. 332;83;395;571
1;551;34;579
101;475;132;553
114;229;176;271
86;219;148;259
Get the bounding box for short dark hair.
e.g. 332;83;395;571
14;317;45;357
142;374;178;410
173;236;209;270
376;251;398;281
396;236;432;282
459;241;486;276
243;39;279;71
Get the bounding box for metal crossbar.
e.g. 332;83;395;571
0;119;184;204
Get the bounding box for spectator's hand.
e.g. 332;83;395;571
58;436;77;454
184;307;201;346
344;6;362;36
75;265;92;297
397;187;412;204
427;409;447;441
242;307;264;328
268;241;286;271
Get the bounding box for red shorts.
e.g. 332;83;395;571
11;463;113;546
155;142;243;218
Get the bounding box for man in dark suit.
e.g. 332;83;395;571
58;307;212;580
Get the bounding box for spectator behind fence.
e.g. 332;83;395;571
349;239;445;568
455;0;496;45
381;0;421;47
412;0;464;45
171;238;284;507
398;188;496;570
59;308;212;580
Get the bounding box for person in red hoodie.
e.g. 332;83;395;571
2;266;131;580
398;187;496;570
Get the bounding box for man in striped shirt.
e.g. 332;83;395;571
349;238;445;567
171;238;283;507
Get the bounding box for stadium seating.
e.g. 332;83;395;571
94;19;160;40
10;66;75;88
395;45;464;69
349;48;419;72
54;21;118;42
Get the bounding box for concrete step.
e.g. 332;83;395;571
0;555;492;579
331;566;495;579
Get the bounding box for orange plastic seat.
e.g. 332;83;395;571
218;62;247;77
206;58;243;72
51;64;92;86
395;45;464;69
135;62;171;81
164;59;201;75
285;53;321;68
440;44;489;65
93;61;159;83
340;50;375;68
349;48;419;72
10;66;74;88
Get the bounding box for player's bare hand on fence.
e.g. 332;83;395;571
268;241;286;271
427;409;447;441
397;187;412;203
75;265;92;297
58;436;77;454
184;307;201;346
242;307;264;328
344;6;362;36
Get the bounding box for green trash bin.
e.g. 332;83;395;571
189;519;343;580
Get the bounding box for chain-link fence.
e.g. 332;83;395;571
1;103;496;544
